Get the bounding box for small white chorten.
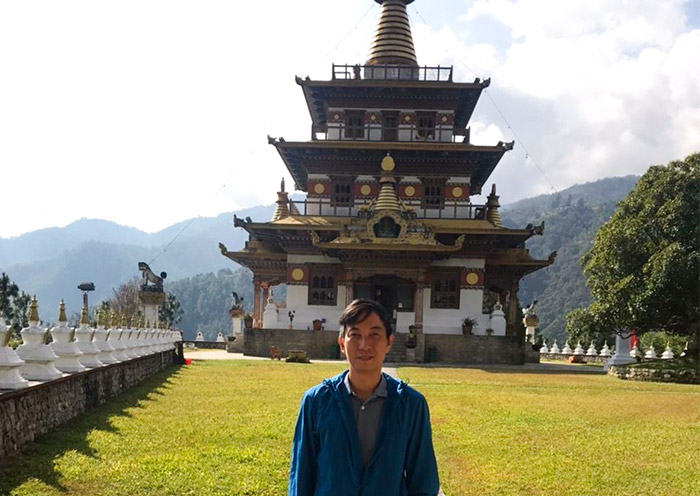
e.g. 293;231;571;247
50;300;86;373
93;309;119;364
75;306;103;368
586;342;598;356
644;346;658;359
661;345;675;360
0;318;29;390
16;297;63;381
573;342;584;355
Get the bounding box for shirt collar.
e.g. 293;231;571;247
344;373;388;399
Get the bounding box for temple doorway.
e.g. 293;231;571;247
353;275;415;327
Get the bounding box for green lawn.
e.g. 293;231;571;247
405;367;700;496
1;360;698;496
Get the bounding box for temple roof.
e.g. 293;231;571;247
268;138;512;194
296;76;490;134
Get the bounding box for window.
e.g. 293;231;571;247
422;180;445;209
431;272;460;309
382;111;398;141
345;111;365;139
416;112;435;140
308;270;337;306
331;179;354;207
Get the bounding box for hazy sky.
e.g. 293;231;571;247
1;0;698;239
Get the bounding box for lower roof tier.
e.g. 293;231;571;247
269;139;513;195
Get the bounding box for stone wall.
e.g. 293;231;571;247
424;334;524;364
0;351;175;460
182;341;226;350
244;328;340;359
608;364;700;384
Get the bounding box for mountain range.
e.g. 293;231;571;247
0;176;639;341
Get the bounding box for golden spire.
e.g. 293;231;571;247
486;184;503;227
97;308;106;327
272;177;290;221
373;154;401;212
58;299;67;323
80;304;89;326
366;0;418;67
28;296;40;323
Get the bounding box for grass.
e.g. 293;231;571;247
404;367;700;496
1;360;698;496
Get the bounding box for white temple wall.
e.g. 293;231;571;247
422;288;487;334
285;285;346;330
395;311;416;333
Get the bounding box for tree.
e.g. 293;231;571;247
159;293;184;327
0;272;31;333
99;277;143;325
571;153;699;355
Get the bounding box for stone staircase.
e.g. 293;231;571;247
385;333;408;363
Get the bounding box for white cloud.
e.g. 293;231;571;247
0;0;698;239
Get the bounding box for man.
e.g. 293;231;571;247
288;299;439;495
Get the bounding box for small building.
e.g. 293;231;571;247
219;0;554;363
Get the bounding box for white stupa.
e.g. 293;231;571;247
573;342;584;355
586;342;598;356
50;300;86;373
661;345;675;360
16;297;63;381
561;342;573;354
644;346;658;359
599;342;612;357
0;318;29;390
550;340;560;354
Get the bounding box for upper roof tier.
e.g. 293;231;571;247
367;0;418;67
297;75;490;135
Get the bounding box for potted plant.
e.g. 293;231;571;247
485;328;494;336
462;317;478;335
243;314;253;329
406;325;417;349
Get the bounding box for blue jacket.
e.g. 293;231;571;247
288;371;439;496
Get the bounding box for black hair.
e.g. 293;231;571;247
338;299;393;339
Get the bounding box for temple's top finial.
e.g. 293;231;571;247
366;0;418;67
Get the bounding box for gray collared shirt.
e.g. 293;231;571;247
344;373;387;467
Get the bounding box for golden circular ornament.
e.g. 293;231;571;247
370;114;377;122
381;155;395;171
333;113;340;121
360;184;371;195
404;115;411;122
452;186;463;197
441;115;448;123
291;268;304;281
466;273;479;285
404;185;415;197
314;183;325;194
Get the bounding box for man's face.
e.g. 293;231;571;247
338;311;393;375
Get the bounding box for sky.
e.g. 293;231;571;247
1;0;698;239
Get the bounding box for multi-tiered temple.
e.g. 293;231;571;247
220;0;554;362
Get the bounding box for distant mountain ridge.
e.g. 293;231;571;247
0;176;639;339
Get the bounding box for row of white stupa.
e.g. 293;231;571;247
540;340;676;360
0;298;181;391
